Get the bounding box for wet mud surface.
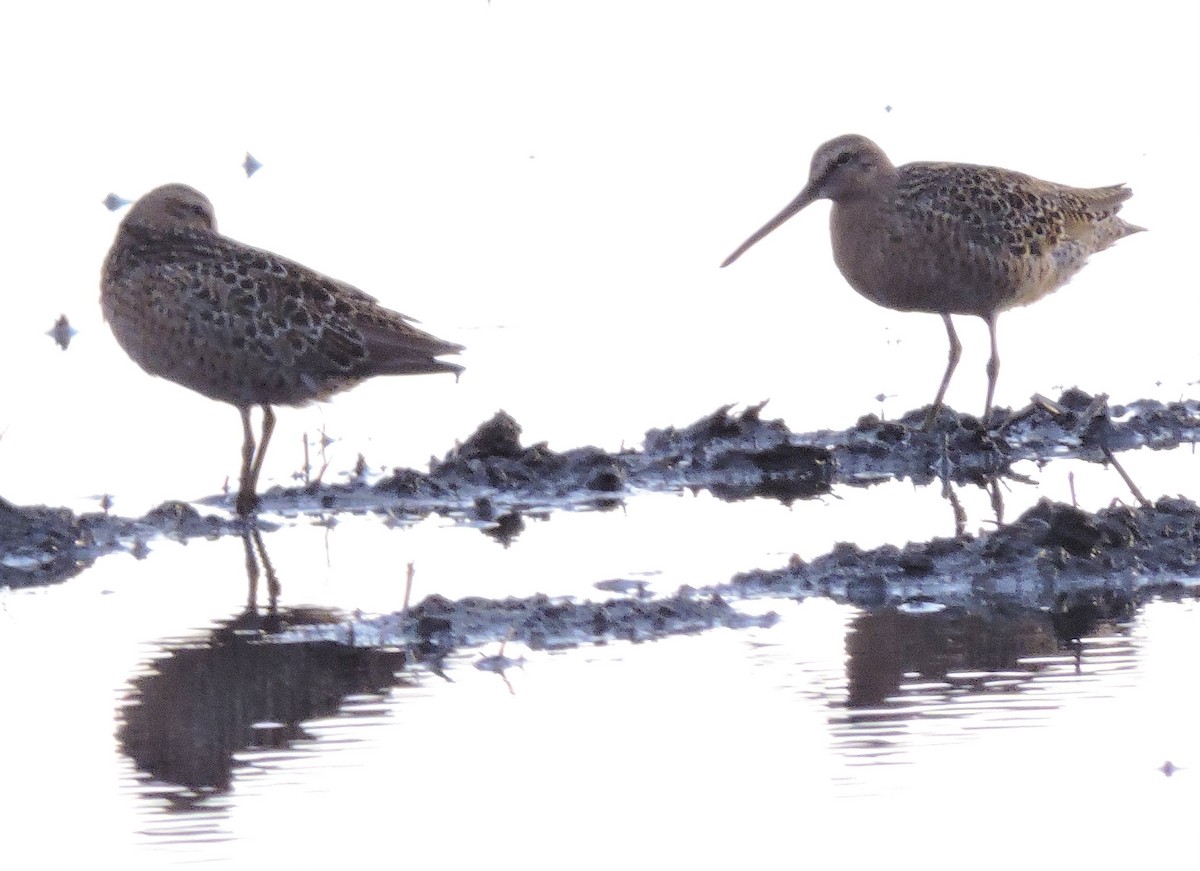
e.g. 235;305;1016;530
4;389;1199;657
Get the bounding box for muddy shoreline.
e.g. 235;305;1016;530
3;390;1199;653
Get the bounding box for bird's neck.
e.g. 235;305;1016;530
828;197;897;301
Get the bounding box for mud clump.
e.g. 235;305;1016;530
301;588;779;658
728;496;1200;611
0;497;92;587
380;411;628;497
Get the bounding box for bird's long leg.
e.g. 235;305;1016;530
237;407;257;516
248;406;277;515
984;312;1000;422
924;313;961;429
237;405;276;516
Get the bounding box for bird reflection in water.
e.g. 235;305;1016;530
1049;589;1135;673
117;529;407;796
475;630;526;695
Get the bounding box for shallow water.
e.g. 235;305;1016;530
3;484;1199;870
3;3;1200;869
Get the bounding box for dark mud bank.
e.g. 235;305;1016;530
272;388;1200;512
3;390;1199;611
272;493;1198;659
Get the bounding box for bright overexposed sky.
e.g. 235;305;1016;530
2;10;1198;871
1;1;1196;511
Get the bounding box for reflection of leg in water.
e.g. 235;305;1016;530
1050;592;1097;674
934;433;967;537
242;523;281;628
475;628;525;695
934;425;1012;536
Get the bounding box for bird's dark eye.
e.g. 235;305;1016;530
835;152;853;167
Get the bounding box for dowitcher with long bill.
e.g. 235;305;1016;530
102;184;463;516
721;134;1143;427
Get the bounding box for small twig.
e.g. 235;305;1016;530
987;477;1005;527
1101;446;1151;509
402;561;415;616
314;426;333;485
944;484;966;538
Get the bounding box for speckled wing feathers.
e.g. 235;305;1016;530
891;161;1140;310
102;220;462;409
896;162;1129;258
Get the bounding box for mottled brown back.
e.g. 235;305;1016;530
101;185;463;409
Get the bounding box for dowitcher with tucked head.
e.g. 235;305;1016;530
102;184;463;516
722;135;1143;427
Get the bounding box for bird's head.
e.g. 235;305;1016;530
123;184;217;233
721;134;894;267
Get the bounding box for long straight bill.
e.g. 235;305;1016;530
720;185;818;267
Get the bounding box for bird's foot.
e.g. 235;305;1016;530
921;403;949;432
235;489;260;517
